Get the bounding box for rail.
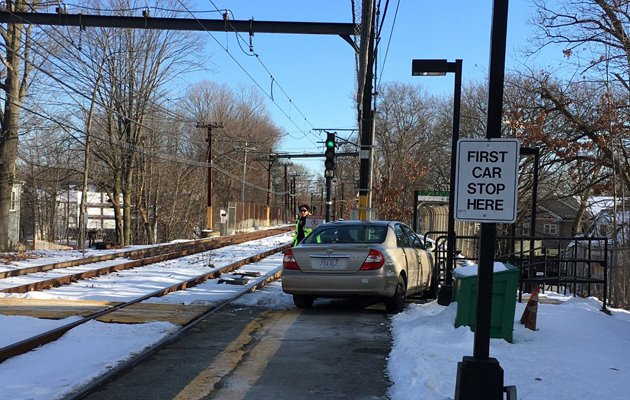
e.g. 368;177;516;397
0;227;292;291
0;242;291;363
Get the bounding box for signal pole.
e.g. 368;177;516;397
324;132;336;221
196;122;222;235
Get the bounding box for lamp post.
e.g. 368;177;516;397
412;58;462;306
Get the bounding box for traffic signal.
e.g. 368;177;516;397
324;132;336;177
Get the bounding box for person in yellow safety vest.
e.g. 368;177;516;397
293;204;313;246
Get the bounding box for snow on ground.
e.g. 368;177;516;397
1;235;629;400
388;296;630;400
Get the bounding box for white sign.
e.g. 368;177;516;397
305;216;325;229
454;138;520;223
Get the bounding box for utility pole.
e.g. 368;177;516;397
253;151;279;226
357;0;376;220
196;122;222;236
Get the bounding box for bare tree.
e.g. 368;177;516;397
372;82;442;223
0;0;35;250
179;81;282;226
53;1;207;246
532;0;630;191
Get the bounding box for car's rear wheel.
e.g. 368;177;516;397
385;276;406;314
293;294;315;308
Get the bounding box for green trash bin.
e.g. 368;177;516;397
452;262;520;342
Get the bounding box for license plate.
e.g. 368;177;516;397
318;258;340;270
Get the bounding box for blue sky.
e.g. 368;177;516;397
183;1;562;172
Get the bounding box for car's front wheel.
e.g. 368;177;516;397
385;276;406;314
293;294;315;308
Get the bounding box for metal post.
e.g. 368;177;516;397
530;149;539;259
291;175;298;214
409;59;462;305
242;141;248;205
455;0;508;399
320;186;324;219
441;59;463;306
266;152;274;226
340;182;345;220
284;164;289;223
520;146;540;282
325;177;332;222
208;127;213;231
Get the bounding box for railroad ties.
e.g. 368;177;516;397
0;227;292;363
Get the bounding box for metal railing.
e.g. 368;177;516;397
425;232;610;311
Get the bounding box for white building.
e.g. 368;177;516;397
53;190;117;240
9;182;23;247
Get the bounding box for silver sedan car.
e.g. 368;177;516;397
282;220;434;313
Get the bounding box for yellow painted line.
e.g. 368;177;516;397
211;309;300;400
173;309;299;400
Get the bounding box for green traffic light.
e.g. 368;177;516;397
325;133;335;148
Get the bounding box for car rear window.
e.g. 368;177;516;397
302;225;388;244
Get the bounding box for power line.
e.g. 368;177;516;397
376;0;401;88
175;0;320;138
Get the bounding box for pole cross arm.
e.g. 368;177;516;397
0;11;358;36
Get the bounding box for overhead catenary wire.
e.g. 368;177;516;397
375;0;400;90
202;0;353;156
2;10;258;135
29;3;351;160
4;92;289;196
0;19;288;196
173;0;317;140
1;5;341;196
6;4;285;149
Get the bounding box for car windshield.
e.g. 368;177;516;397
302;225;388;244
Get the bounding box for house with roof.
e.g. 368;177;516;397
586;197;630;245
519;196;594;256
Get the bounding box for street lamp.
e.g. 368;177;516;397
412;58;462;306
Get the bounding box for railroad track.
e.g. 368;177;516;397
0;227;291;293
0;228;292;366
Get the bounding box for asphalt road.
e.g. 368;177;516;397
82;299;392;400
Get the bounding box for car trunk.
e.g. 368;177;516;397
291;245;373;273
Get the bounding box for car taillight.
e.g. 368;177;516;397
283;249;300;270
360;249;385;270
